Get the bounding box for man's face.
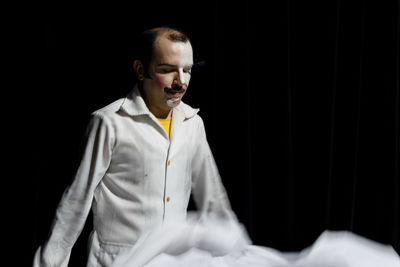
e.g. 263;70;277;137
142;35;193;117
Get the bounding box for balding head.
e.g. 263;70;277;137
151;27;190;43
134;26;191;78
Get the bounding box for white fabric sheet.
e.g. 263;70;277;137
112;212;400;267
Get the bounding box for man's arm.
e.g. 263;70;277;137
33;112;114;267
190;117;234;219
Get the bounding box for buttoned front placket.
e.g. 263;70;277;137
162;137;172;221
145;113;172;223
161;107;186;223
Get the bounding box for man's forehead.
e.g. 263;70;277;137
152;37;193;65
154;37;192;53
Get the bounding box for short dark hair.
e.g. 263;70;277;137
134;26;190;78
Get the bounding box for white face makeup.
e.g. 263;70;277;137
177;65;192;86
166;98;180;108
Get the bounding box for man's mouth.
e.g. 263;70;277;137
164;87;185;108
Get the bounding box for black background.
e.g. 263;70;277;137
6;0;399;266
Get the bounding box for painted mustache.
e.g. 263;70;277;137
164;86;186;93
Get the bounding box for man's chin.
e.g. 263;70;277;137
166;97;180;108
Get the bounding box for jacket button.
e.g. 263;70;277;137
168;160;171;166
166;196;171;202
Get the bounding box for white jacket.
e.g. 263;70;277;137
33;86;233;267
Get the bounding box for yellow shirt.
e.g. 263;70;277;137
157;118;172;139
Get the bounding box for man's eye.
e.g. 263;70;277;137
159;69;172;74
184;68;192;75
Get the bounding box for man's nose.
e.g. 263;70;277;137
175;69;188;86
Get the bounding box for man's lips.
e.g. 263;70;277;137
167;92;183;98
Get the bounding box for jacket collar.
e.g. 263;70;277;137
119;85;199;120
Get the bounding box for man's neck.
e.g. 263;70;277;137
154;109;173;119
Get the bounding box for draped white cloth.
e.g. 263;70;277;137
111;212;400;267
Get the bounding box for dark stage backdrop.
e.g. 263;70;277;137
14;0;399;266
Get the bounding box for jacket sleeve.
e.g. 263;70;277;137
33;112;114;267
190;116;235;220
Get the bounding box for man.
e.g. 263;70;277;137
33;26;234;267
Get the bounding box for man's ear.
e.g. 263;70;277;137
133;60;145;80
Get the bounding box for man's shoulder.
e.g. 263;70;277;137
91;98;125;118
